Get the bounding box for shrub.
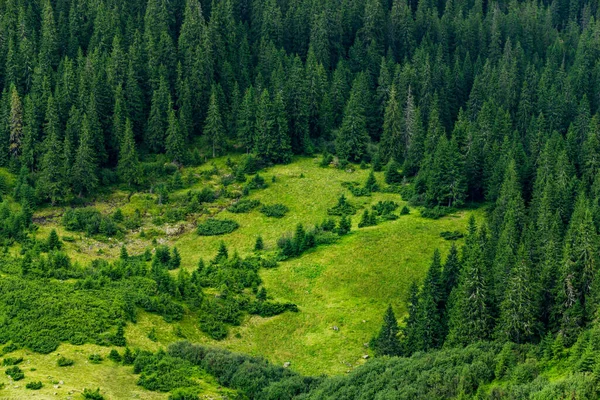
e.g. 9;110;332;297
260;204;289;218
420;206;455;219
320;153;333;167
254;236;264;251
108;349;122;362
82;388;105;400
25;381;43;390
337;216;352;235
246;174;267;190
327;194;356;216
5;365;24;380
57;356;74;367
358;210;377;228
2;357;23;366
400;205;410;215
372;201;399;216
197;219;239;236
169;388;200;400
227;199;261;213
440;230;464;240
88;354;103;364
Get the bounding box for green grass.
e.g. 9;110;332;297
26;156;483;381
0;343;236;399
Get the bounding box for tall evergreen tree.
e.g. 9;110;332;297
496;244;540;343
446;219;492;346
166;106;185;164
118;119;140;187
9;85;23;160
371;305;401;357
336;75;369;162
204;86;224;158
379;85;403;163
71;114;98;197
38;96;63;205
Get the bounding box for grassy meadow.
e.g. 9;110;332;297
15;156;483;394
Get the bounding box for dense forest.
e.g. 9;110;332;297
3;0;600;397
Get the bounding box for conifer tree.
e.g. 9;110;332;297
238;87;255;153
9;86;23;160
166;106;185;164
379;85;403;163
417;250;444;351
336;75;369;162
558;194;598;344
118;119;140;187
385;160;403;184
145;73;171;153
72;114;98;197
495;244;540;343
38;96;63;205
446;221;492;346
400;281;421;355
364;170;379;192
204;86;224;158
370;305;401;357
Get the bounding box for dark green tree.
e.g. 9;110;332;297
370;305;401;357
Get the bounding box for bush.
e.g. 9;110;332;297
197;219;239;236
88;354;103;364
82;388;105;400
169;387;200;400
25;381;43;390
327;195;356;216
372;201;399;216
440;230;464;240
62;207;120;236
400;205;410;215
260;204;289;218
246;174;268;190
2;357;23;366
108;349;122;362
5;365;24;380
227;199;261;213
57;356;74;367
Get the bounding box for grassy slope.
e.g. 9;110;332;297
24;156;482;389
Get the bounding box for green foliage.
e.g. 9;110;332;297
196;219;239;236
88;354;103;364
370;305;401;356
260;204;289;218
5;365;24;380
25;381;43;390
327;194;356;216
227;199;261;213
82;388;105;400
62;208;120;236
108;349;122;363
57;357;74;367
440;230;464;240
2;357;22;366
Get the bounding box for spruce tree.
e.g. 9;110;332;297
238;87;255;153
204;86;224;158
166;106;186;164
9;86;23;160
495;244;540;343
71;114;98;197
117;119;140;187
336;75;369;162
38;96;63;205
370;305;401;357
379;85;403;163
446;221;492;347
